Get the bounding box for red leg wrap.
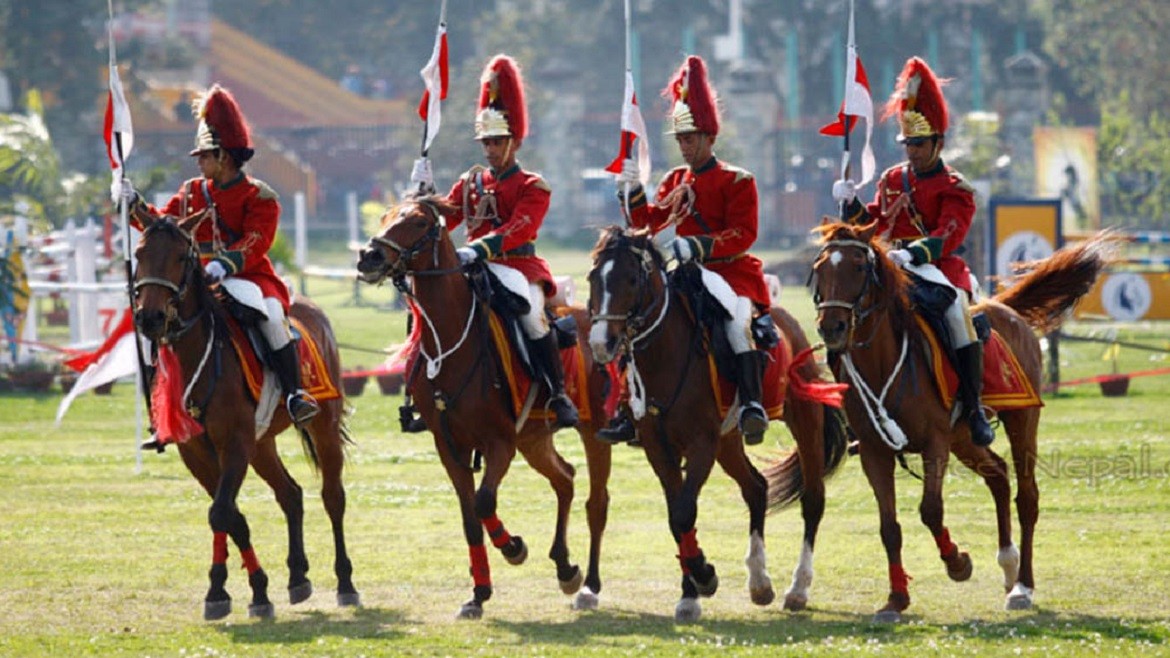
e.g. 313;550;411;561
889;563;911;596
240;547;261;575
212;532;228;565
934;527;958;559
482;514;512;549
469;544;491;587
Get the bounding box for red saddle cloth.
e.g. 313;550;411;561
914;315;1042;411
710;336;793;420
227;317;341;404
487;308;593;425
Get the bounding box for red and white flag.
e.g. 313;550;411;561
417;22;449;153
55;308;138;424
818;3;875;186
604;70;651;189
104;62;134;203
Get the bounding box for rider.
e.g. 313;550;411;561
125;84;319;426
410;54;578;429
832;56;995;447
606;55;773;445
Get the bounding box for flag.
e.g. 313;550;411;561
104;64;134;202
604;70;651;189
417;22;449;153
819;3;875;187
55;308;138;424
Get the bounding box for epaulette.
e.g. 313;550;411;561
529;173;551;193
250;178;279;201
721;163;754;183
948;168;975;194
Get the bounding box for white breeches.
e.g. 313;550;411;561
221;277;291;349
904;262;977;348
698;265;754;354
487;262;549;339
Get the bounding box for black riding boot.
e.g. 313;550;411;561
272;343;320;425
956;343;995;447
735;351;768;445
597;408;636;443
531;333;579;429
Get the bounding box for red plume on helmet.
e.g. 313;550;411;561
190;84;254;158
882;57;949;141
663;55;720;135
475;55;527;141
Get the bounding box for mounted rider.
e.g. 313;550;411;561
832;56;995;447
411;54;578;429
126;84;319;426
609;55;773;445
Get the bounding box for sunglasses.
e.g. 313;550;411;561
902;136;932;147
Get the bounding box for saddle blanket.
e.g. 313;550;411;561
229;317;341;404
916;315;1042;411
488;308;592;425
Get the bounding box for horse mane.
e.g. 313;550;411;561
812;222;917;333
142;218;229;339
380;193;459;229
592;225;664;271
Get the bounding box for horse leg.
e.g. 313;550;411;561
919;442;974;583
249;436;312;605
715;433;773;607
1002;408;1041;610
781;397;829;611
439;442;492;620
951;430;1016;592
860;447;909;623
573;428;612;611
213;446;274;619
474;443;525;567
519;432;583;597
670;441;719;623
306;413;360;607
178;444;234;620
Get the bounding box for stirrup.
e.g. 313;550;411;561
398;404;428;433
739;403;768;446
287;391;320;425
597;415;636;444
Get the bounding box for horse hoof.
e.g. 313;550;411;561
945;551;973;582
750;584;775;607
1005;583;1034;611
456;600;484;620
289;580;313;605
247;602;275;619
572;586;599;611
692;571;719;598
502;536;528;566
559;565;584;595
337;591;362;607
782;592;807;611
873;609;902;624
203;599;231;621
674;597;702;624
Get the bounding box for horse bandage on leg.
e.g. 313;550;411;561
239;546;261;575
212;531;229;565
888;563;912;595
469;544;491;587
934;527;958;559
482;514;513;549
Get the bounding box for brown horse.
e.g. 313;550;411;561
355;195;615;619
133;215;358;620
586;226;849;623
810;221;1108;622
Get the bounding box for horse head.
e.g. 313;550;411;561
132;211;207;341
356;194;458;285
809;220;911;352
586;225;667;364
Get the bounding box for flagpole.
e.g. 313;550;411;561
419;0;448;161
839;0;855;222
620;0;633;224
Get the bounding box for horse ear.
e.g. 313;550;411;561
178;208;209;233
857;221;880;243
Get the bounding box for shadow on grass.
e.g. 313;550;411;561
491;606;1168;646
212;606;409;645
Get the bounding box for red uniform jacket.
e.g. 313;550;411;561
860;161;977;293
629;157;771;308
135;174;290;310
444;163;557;297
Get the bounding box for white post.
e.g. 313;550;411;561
75;218;100;346
346;191;359;248
64;220;80;347
294;191;307;271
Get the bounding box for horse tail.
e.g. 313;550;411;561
991;231;1113;333
763;404;849;510
295;402;355;474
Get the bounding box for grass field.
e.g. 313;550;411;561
1;247;1168;656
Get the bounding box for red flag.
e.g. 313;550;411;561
818;55;871;136
604;70;651;188
417;23;448;152
104;63;134;202
820;5;876;187
55;308;138;424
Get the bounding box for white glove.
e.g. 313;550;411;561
831;179;857;204
118;180;140;209
456;247;478;266
668;237;694;263
615;158;641;185
887;249;913;268
204;260;228;283
410;157;435;193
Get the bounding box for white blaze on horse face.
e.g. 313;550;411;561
828;249;844;268
588;260;616;359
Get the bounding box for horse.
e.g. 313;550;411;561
809;221;1108;622
132;214;359;620
586;226;850;623
355;195;615;619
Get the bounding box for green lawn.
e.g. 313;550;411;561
1;255;1167;656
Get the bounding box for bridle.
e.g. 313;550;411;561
133;222;208;343
811;237;884;351
366;198;461;288
589;235;671;350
